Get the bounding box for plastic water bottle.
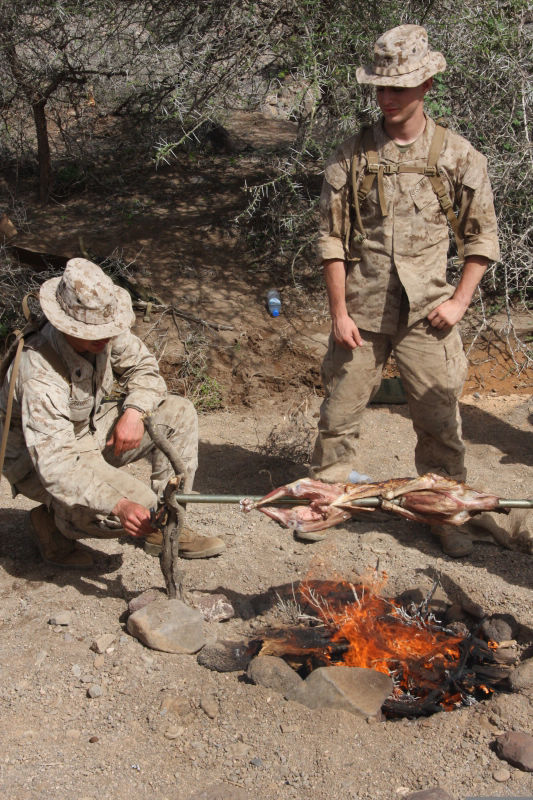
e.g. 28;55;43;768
266;289;281;317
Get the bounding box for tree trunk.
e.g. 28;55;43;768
32;99;51;204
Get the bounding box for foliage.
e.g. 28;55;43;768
1;0;531;361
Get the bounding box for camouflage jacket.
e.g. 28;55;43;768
0;323;167;513
316;115;500;334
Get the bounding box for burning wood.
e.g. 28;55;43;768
253;578;513;718
242;473;503;533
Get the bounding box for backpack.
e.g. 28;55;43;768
347;123;464;263
0;294;68;482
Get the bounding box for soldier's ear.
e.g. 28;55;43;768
422;77;434;94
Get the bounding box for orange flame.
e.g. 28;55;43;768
299;577;465;701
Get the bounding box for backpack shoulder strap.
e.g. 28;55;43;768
426;124;464;263
348;126;380;247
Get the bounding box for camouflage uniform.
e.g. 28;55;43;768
0;323;198;541
311;116;500;484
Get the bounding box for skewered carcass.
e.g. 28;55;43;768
241;473;505;533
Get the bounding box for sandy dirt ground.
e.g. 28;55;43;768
2;109;532;800
0;390;532;800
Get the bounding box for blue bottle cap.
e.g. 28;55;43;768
271;308;280;317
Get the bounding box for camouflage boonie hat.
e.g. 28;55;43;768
40;258;135;340
356;25;446;87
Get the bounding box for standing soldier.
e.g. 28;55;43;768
0;258;225;567
309;25;500;557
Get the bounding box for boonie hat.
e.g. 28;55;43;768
39;258;135;340
356;24;446;88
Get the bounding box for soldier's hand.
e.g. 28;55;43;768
106;407;145;456
332;314;364;350
111;498;154;538
427;298;468;330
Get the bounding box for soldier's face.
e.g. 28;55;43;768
64;334;111;354
376;79;432;126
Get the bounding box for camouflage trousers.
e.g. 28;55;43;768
15;395;198;540
310;313;467;484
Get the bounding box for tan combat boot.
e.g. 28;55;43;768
144;527;225;559
432;524;473;558
29;505;95;568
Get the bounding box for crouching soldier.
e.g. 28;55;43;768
0;258;225;568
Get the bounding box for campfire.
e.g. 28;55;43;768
253;574;518;718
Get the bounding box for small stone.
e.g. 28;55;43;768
473;392;481;399
199;694;218;719
71;664;81;678
247;656;304;701
189;592;235;622
164;726;184;740
93;653;105;669
495;730;533;771
157;690;194;727
492;768;511;782
89;736;99;743
48;611;71;626
403;790;454;800
90;634;115;655
87;684;103;699
250;757;263;767
481;614;517;643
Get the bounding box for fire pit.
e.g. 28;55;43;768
248;575;520;719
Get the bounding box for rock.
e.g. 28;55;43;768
93;653;105;669
509;657;533;692
247;656;304;700
164;726;184;740
460;598;485;618
187;784;249;800
197;640;252;672
126;598;205;654
90;633;115;654
445;621;470;638
481;614;517;643
404;790;454;800
189;592;235;622
249;756;263;767
495;730;533;771
87;684;103;698
157;690;195;727
492;767;511;782
128;588;163;615
48;611;71;626
89;736;99;743
199;694;218;719
71;664;81;678
301;666;392;718
444;603;464;623
302;667;393;717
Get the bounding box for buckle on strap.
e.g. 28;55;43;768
366;163;380;174
424;166;437;176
